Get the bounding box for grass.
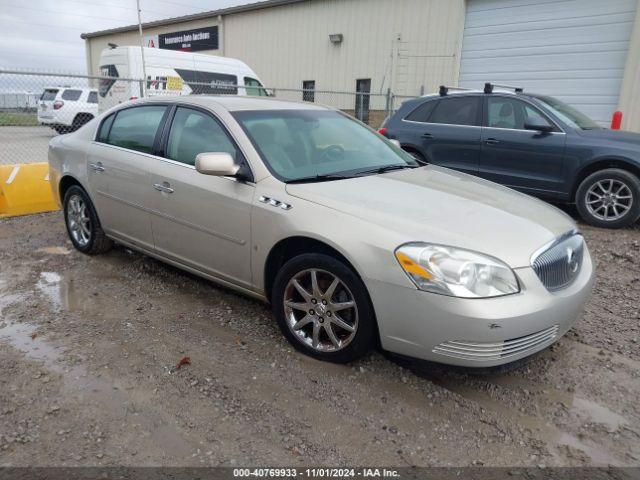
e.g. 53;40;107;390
0;111;39;126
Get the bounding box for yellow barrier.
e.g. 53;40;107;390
0;163;59;218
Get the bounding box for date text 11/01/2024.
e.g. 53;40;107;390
232;468;400;478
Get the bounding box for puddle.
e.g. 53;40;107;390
572;397;629;431
0;321;62;371
36;271;97;312
37;246;71;255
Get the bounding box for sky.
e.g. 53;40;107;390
0;0;257;73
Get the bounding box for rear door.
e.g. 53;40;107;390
479;95;567;198
403;95;482;175
87;104;168;250
148;105;255;288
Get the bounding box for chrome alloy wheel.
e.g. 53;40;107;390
66;194;91;247
586;179;633;221
283;269;358;352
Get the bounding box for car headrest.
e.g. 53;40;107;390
499;102;513;117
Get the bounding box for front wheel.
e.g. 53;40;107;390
63;185;113;254
575;169;640;229
272;253;376;363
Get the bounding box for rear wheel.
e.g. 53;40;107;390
63;185;112;254
575;169;640;229
272;253;376;363
71;113;93;132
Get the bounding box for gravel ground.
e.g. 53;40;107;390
0;212;638;467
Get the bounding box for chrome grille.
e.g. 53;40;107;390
531;233;584;292
433;325;560;361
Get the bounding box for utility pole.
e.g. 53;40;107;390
136;0;147;97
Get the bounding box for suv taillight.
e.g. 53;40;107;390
53;100;64;110
378;127;388;137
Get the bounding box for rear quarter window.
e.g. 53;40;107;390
87;92;98;104
96;113;115;143
61;90;82;101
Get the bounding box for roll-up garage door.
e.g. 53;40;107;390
459;0;637;125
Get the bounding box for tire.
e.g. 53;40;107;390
575;168;640;229
272;253;376;363
71;114;93;132
63;185;113;255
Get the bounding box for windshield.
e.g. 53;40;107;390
534;95;601;130
232;110;417;182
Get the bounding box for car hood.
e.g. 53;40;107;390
285;166;576;268
577;128;640;145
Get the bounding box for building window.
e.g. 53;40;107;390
355;78;371;124
302;80;315;102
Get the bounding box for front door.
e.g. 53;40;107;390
479;96;567;198
149;106;255;288
87;104;168;250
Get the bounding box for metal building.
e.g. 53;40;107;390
81;0;640;131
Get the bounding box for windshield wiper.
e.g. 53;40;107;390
286;173;353;184
354;164;418;177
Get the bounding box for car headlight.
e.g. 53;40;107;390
395;243;520;298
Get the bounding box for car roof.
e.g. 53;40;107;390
141;95;329;112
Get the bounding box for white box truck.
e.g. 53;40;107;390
98;46;268;112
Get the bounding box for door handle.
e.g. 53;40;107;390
153;182;174;194
89;162;105;172
421;132;434;139
485;138;500;145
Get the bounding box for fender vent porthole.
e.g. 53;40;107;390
259;196;292;210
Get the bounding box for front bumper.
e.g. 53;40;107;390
366;244;595;367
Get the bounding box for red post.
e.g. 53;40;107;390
611;111;623;130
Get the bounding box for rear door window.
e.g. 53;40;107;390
405;100;438;122
61;90;82;101
106;106;167;154
428;97;481;126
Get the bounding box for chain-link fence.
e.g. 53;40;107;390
0;69;420;166
0;70;143;165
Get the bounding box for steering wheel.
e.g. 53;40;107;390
320;144;345;163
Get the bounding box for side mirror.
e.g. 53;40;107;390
524;121;554;133
195;152;239;176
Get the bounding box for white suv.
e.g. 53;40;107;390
38;87;98;134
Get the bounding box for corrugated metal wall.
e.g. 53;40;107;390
459;0;638;126
223;0;464;97
86;0;465;101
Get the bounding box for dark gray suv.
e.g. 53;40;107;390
380;84;640;229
